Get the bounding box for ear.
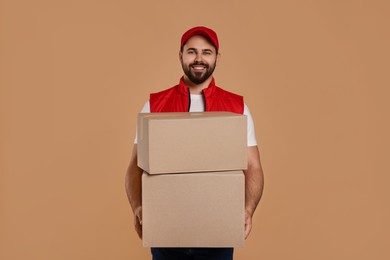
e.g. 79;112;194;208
216;52;221;64
179;50;183;61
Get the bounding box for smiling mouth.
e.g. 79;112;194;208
191;65;207;71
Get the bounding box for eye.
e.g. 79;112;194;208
203;51;212;55
187;50;195;54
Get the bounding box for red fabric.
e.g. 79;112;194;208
150;77;244;114
181;26;219;51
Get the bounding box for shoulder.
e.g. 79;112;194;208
215;86;243;98
214;85;243;100
150;85;178;98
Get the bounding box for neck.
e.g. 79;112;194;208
182;76;213;94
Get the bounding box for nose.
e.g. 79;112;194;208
194;52;203;62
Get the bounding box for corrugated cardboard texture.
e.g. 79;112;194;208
142;171;244;247
137;112;247;174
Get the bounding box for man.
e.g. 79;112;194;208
125;26;264;260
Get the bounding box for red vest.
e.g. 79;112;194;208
150;77;244;114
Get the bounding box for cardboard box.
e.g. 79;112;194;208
137;112;247;174
142;171;245;247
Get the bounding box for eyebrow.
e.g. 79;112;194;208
186;48;214;53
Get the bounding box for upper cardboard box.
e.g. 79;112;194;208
137;112;247;174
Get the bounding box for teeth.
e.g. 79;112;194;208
193;66;205;70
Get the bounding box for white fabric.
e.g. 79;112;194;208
134;95;257;146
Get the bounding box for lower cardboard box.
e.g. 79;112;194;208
142;171;245;247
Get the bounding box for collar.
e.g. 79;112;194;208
177;76;216;96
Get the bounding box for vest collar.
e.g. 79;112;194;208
178;76;216;96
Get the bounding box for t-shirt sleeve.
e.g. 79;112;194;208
134;100;151;144
244;103;258;147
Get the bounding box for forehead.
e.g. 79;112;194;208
182;35;216;51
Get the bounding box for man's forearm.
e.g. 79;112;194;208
243;146;264;216
125;144;143;212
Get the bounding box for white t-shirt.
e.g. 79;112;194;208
134;94;257;146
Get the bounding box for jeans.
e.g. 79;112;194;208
151;248;234;260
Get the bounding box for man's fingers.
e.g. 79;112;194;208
135;221;142;239
136;208;143;225
244;212;252;239
244;221;252;239
134;213;143;239
133;207;143;239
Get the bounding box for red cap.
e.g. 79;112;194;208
180;26;219;51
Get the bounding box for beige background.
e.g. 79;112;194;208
1;0;389;259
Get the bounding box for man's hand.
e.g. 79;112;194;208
244;209;252;239
125;144;143;240
243;146;264;240
134;206;142;239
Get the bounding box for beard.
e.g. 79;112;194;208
181;59;217;85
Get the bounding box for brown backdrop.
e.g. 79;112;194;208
1;0;389;259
